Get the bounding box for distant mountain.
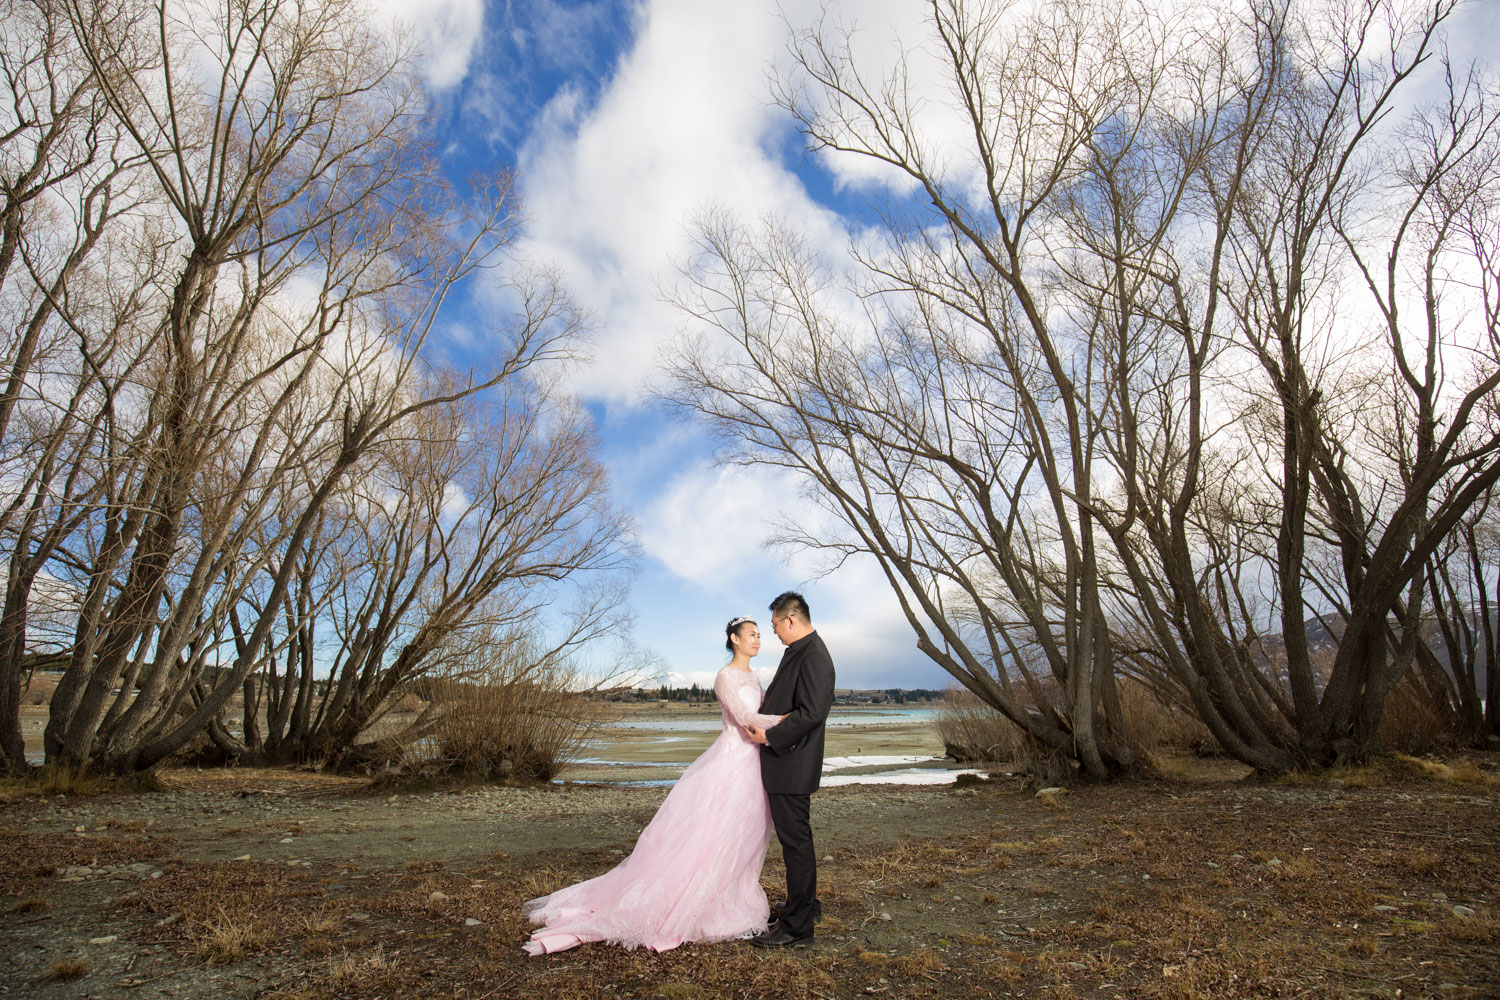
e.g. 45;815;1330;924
1255;610;1493;692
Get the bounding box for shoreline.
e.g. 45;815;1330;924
16;704;959;780
563;707;953;784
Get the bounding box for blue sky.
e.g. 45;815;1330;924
375;0;1500;693
368;0;952;692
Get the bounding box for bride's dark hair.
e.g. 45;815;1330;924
724;616;755;653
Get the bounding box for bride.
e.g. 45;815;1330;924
522;616;784;955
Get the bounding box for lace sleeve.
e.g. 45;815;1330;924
714;670;783;730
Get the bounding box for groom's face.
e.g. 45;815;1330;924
771;613;795;645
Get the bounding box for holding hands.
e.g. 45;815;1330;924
745;714;786;745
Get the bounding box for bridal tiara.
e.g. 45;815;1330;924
727;615;755;627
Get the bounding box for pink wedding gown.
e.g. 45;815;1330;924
521;666;781;955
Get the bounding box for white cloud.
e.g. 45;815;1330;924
776;1;952;198
374;0;485;90
457;0;630;149
635;455;947;688
506;0;622;72
596;415;705;506
438;480;470;524
637;461;793;591
511;0;862;401
489;0;1085;687
805;551;944;689
501;0;1046;402
653;667;733;691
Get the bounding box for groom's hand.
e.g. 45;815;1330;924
745;723;768;745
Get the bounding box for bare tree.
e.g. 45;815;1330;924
1419;483;1500;741
668;0;1500;778
0;0;619;776
669;0;1232;781
0;0;161;770
230;378;631;768
0;0;123;436
1202;1;1500;764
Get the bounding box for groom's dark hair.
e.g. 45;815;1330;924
769;591;810;623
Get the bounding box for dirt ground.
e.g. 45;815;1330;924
2;752;1498;1000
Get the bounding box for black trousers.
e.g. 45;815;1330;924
768;792;818;936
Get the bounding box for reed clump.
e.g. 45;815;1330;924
0;762;151;801
935;680;1214;778
393;638;613;784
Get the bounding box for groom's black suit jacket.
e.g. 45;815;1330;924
759;630;835;795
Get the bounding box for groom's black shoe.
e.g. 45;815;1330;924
750;923;814;949
772;899;823;923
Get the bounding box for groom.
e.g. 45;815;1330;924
745;591;835;948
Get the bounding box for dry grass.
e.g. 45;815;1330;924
1346;931;1380;957
1114;680;1216;753
9;896;51;914
37;957;88;983
295;917;340;941
1275;751;1500;790
0;829;168;896
326;945;401;991
934;688;1030;763
936;681;1216;780
1378;678;1455;752
381;644;618;785
424;677;608;783
8;756;1498;1000
193;905;275;963
1392;753;1498;785
1442;909;1499;944
295;911;345;958
0;762;113;800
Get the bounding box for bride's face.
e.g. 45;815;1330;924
735;626;762;658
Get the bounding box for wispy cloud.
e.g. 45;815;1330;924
455;0;637;152
636;461;791;591
511;0;868;401
374;0;486;91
